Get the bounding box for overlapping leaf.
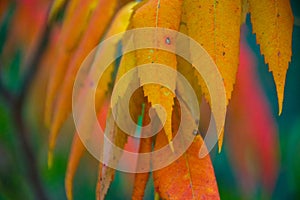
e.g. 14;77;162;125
153;101;219;199
48;1;137;166
42;0;295;199
181;0;242;149
97;89;145;200
45;0;99;128
131;0;184;150
132;103;152;200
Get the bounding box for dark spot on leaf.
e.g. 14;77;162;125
165;37;171;45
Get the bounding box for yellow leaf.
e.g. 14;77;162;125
132;0;184;150
182;0;242;149
177;20;202;115
248;0;293;115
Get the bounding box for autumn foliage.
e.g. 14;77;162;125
27;0;294;199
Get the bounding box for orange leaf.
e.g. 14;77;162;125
248;0;293;114
153;100;219;199
153;131;219;199
48;1;137;166
52;0;137;131
132;103;152;200
65;134;85;200
45;0;99;127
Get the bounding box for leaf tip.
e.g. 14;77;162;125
65;179;73;200
47;150;53;169
217;129;224;153
278;100;283;116
274;77;285;116
154;192;160;200
48;128;58;169
170;141;174;152
217;141;223;153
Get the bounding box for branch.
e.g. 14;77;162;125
0;21;51;200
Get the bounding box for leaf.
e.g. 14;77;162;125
66;99;109;200
177;19;202;117
248;0;294;115
154;136;220;199
45;0;99;127
48;1;137;166
227;41;279;195
65;134;85;200
97;88;145;200
241;0;249;24
111;2;147;106
182;0;242;149
96;164;115;200
132;103;152;200
153;101;219;199
132;0;184;150
131;138;152;200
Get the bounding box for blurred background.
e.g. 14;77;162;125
0;0;299;199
